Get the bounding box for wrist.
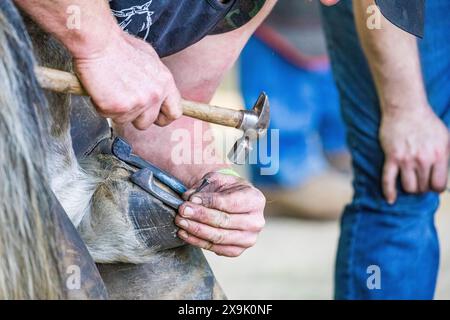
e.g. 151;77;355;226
67;19;123;60
380;96;430;118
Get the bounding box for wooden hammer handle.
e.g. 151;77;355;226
35;66;243;128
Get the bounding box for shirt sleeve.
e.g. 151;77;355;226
209;0;266;35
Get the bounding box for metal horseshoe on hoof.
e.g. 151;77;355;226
131;168;184;210
109;136;188;195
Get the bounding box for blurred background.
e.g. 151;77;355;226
205;0;450;299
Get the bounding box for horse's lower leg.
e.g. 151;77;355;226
22;10;225;299
0;0;106;299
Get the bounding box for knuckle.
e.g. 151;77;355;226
216;212;230;228
390;151;403;163
117;103;133;115
434;147;445;160
228;198;240;211
259;216;266;230
135;94;149;108
399;156;412;167
202;193;217;208
416;153;430;166
251;216;265;232
257;188;266;201
113;116;128;125
253;188;266;209
102;101;125;114
166;105;183;120
191;222;202;236
133;121;148;131
213;231;225;244
203;241;214;251
194;205;207;220
148;90;162;106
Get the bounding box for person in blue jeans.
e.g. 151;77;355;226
321;0;450;299
240;0;352;220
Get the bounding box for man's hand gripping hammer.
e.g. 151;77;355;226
35;66;270;165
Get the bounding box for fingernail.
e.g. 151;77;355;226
182;206;194;218
191;197;202;205
177;219;189;229
178;230;189;239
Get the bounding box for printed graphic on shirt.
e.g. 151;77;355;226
110;0;154;40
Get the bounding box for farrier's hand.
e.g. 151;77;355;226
74;31;182;130
175;172;266;257
380;105;450;204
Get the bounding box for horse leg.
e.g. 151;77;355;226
0;0;106;299
23;13;225;299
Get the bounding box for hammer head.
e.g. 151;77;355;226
228;92;270;164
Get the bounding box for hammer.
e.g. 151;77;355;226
35;66;270;164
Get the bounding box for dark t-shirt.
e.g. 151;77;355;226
108;0;266;57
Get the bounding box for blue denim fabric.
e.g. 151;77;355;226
239;37;346;187
321;0;450;299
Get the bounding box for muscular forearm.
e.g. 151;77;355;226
14;0;121;58
353;0;428;114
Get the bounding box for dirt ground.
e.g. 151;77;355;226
205;71;450;300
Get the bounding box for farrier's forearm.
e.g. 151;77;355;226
353;0;428;114
14;0;121;58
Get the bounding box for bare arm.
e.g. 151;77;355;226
354;0;449;203
14;0;118;58
15;0;182;129
354;0;427;113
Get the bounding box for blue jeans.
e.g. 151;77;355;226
321;0;450;299
240;37;346;187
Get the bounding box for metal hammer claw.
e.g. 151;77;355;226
228;92;270;164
